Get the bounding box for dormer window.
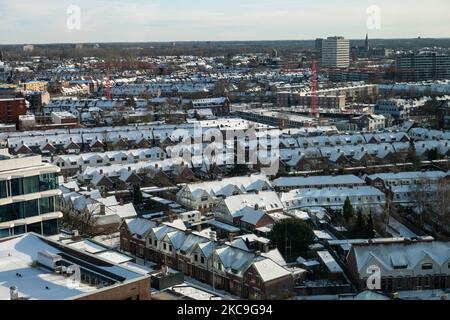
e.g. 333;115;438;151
422;263;433;270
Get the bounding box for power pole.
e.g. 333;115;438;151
210;231;217;293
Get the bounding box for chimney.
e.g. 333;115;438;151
255;251;262;256
254;204;259;210
128;167;132;172
10;286;19;300
100;204;106;215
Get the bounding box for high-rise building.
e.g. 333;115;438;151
396;51;450;81
23;44;34;53
315;38;323;59
321;36;350;68
0;150;62;239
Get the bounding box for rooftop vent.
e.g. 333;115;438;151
10;286;19;300
37;251;62;271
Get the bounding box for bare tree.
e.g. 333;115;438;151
432;178;450;225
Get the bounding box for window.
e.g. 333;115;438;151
163;243;167;250
42;219;59;236
23;199;39;218
11;176;40;196
0;181;8;198
154;239;158;247
13;225;26;236
201;256;205;264
27;221;42;235
40;197;55;215
422;263;433;270
194;254;198;262
39;173;58;192
0;228;11;239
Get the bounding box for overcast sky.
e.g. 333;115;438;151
0;0;449;44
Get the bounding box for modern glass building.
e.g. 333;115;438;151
0;149;62;238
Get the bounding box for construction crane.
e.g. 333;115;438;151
311;59;318;118
106;62;111;100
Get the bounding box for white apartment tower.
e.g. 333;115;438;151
321;36;350;68
0;149;62;238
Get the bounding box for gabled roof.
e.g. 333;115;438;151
352;241;450;275
251;258;292;282
239;207;267;225
126;218;155;238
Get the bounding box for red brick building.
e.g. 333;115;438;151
0;98;27;126
120;219;302;300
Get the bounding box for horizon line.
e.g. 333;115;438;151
2;37;450;47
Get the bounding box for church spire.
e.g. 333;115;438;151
365;33;370;52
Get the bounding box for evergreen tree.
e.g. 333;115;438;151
268;218;314;261
343;197;355;221
132;184;143;205
407;140;421;170
366;213;375;238
355;210;365;238
427;148;440;161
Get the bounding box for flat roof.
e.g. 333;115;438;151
0;233;147;300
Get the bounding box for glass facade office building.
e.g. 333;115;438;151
0;153;62;239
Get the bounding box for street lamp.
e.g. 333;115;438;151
210;230;217;293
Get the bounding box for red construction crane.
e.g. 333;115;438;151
311;59;317;118
106;62;111;100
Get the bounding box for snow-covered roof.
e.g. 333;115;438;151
352;241;450;275
317;250;343;273
126;218;156;238
252;258;292;282
273;174;365;188
0;233;144;300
